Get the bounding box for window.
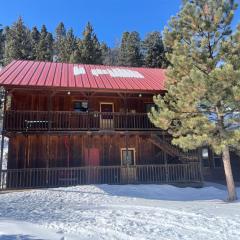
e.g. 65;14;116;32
202;148;210;167
213;154;222;168
121;148;135;166
145;103;155;113
73;101;88;112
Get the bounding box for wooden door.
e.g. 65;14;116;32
84;148;100;183
121;148;137;183
100;103;114;129
84;148;100;166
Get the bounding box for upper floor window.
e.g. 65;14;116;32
73;101;88;112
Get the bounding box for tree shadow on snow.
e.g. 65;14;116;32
96;184;231;202
48;184;234;202
0;235;43;240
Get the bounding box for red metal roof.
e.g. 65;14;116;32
0;60;166;92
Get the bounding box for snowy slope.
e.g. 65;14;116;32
0;184;240;240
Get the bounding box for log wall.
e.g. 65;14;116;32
10;92;154;112
8;134;167;169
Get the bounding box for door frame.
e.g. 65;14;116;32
100;102;115;113
100;102;114;128
120;147;136;166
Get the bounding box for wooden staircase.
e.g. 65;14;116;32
148;134;198;161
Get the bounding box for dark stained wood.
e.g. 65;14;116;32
10;91;154;112
4;89;199;180
7;134;184;170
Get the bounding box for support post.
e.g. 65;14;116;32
46;92;53;186
0;90;7;178
87;132;91;184
163;134;169;182
47;93;53;131
198;148;204;183
124;93;129;162
46;134;50;185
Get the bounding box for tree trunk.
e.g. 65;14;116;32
222;145;237;201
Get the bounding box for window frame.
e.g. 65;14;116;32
72;100;88;112
120;148;136;166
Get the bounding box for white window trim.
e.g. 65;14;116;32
120;148;136;166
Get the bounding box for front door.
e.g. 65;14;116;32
100;103;114;129
84;148;100;166
121;148;137;183
84;148;100;183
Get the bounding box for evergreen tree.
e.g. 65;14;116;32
100;44;119;66
79;22;102;64
36;25;53;61
4;17;32;64
0;24;5;66
30;26;40;60
143;31;168;68
118;31;143;67
54;22;66;62
69;39;82;63
117;32;129;66
100;42;111;65
149;0;239;201
62;28;77;63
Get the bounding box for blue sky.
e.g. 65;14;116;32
0;0;240;47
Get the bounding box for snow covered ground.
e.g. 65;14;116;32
0;184;240;240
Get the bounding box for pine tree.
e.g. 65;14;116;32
118;31;143;67
61;28;77;63
143;31;168;68
30;26;40;60
79;22;102;64
149;0;239;201
36;25;53;61
69;39;82;63
99;42;110;65
99;43;119;66
54;22;66;62
117;32;129;66
0;24;5;65
4;17;32;64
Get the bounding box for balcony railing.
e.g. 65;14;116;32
0;163;202;190
4;111;158;132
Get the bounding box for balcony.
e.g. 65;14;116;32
4;111;159;132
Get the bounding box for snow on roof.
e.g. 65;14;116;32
91;68;144;78
0;60;166;91
73;66;86;75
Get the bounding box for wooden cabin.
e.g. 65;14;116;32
0;60;202;189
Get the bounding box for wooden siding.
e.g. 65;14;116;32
10;91;154;112
7;134;176;170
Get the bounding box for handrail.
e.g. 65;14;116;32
4;110;158;131
0;163;202;190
